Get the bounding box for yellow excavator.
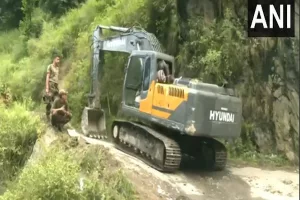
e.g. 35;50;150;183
81;25;242;172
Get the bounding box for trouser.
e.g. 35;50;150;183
46;82;59;116
51;113;71;128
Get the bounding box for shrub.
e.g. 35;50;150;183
0;101;44;182
0;141;136;200
39;0;87;17
177;9;248;85
0;30;21;54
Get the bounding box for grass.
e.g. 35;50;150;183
0;133;137;200
226;139;291;169
0;100;45;187
228;152;290;168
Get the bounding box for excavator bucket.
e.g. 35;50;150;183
81;107;107;138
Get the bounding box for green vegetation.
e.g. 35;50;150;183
226;123;289;166
0;101;44;185
1;137;136;200
0;0;298;198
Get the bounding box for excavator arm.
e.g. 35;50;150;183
89;25;163;109
82;25;163;136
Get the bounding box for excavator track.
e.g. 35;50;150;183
212;140;227;170
177;136;228;171
111;120;182;172
83;120;227;172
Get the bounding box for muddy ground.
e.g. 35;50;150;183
66;129;299;200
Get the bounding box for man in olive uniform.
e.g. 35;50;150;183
45;54;61;119
50;89;72;131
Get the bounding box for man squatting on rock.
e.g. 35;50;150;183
50;89;72;131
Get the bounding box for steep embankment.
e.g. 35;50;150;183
0;123;138;200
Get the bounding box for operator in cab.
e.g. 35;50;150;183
157;60;174;83
50;89;72;132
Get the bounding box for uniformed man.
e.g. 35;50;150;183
45;54;61;119
50;89;72;131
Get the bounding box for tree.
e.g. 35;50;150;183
39;0;86;17
0;0;23;30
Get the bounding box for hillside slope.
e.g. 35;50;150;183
0;0;299;199
0;0;299;167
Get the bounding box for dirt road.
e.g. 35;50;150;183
67;129;299;200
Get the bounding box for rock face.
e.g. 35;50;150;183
240;44;299;163
237;65;299;164
180;0;299;163
273;88;299;163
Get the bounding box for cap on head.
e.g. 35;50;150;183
59;89;68;96
53;54;61;60
52;50;62;60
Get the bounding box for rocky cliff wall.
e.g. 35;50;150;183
176;0;299;163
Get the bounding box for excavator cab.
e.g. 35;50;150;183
123;52;149;107
122;50;175;108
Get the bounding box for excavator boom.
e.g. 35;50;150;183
95;25;163;53
82;25;164;136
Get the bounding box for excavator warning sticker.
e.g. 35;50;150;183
209;110;235;123
104;38;126;49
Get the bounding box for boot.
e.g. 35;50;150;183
46;103;51;122
57;124;63;132
46;114;50;121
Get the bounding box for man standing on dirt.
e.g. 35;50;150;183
50;89;72;132
45;54;61;119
